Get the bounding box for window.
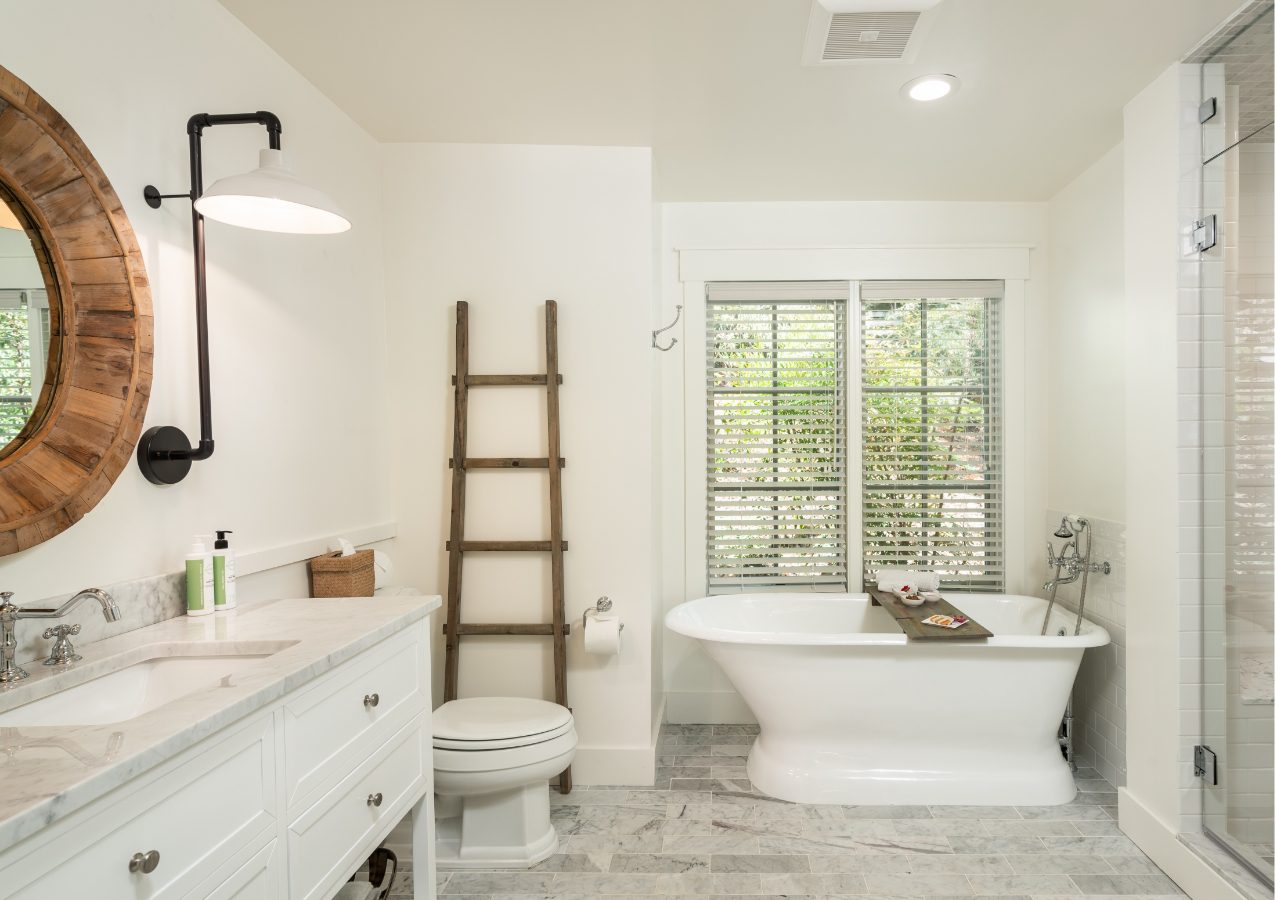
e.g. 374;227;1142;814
703;279;1005;594
859;281;1004;591
0;290;47;448
705;282;848;590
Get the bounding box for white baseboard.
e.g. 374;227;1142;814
665;690;756;725
1118;787;1247;900
572;742;656;786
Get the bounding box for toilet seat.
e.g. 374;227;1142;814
433;697;572;751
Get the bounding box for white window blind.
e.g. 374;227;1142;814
706;282;848;591
859;281;1004;591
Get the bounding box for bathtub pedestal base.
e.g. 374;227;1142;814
747;735;1078;807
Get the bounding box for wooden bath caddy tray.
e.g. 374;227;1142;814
868;587;994;641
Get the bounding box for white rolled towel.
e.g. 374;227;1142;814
874;569;940;593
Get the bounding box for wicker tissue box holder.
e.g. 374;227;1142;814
309;548;375;598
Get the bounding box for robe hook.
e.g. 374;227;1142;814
652;304;683;351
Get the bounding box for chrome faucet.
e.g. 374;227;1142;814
1041;517;1110;636
1043;517;1110;592
0;589;122;682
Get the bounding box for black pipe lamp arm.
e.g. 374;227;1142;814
137;110;349;486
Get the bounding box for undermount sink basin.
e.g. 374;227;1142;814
0;642;298;727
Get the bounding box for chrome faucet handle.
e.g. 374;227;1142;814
41;623;82;666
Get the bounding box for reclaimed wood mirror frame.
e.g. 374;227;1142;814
0;64;152;555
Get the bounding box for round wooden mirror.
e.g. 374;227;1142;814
0;65;153;555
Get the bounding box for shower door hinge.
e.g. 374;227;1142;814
1191;215;1218;254
1199;97;1218;124
1194;744;1218;785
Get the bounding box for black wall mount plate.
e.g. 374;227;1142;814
136;425;194;485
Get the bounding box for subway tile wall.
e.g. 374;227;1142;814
1044;511;1127;787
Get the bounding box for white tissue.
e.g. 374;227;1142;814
584;613;622;655
373;550;393;590
330;537;357;558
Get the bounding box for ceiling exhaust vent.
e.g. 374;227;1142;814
803;1;940;65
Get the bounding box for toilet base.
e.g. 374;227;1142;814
434;781;559;869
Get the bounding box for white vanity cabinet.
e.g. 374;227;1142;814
0;622;435;900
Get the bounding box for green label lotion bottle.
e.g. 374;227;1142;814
185;536;214;617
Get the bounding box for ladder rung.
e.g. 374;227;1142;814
452;374;564;386
443;622;571;636
445;540;569;552
449;457;566;469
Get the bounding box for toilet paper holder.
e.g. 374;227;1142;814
583;596;624;632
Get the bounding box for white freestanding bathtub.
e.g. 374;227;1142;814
665;592;1109;806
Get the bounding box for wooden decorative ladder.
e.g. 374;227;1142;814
443;299;572;793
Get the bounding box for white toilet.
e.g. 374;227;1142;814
432;696;577;868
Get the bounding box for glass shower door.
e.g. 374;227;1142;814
1197;3;1274;886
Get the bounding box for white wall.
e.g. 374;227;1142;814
0;228;41;289
1121;64;1188;832
659;201;1051;723
0;0;393;603
1121;62;1185;833
379;143;657;784
1046;146;1127;522
1043;146;1130;786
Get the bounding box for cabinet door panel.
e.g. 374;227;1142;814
196;839;284;900
288;717;427;900
0;716;275;900
283;627;426;811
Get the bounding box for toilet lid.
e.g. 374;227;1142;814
433;697;572;748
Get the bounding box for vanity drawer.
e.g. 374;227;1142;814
287;716;428;900
0;714;275;900
186;836;284;900
282;625;426;810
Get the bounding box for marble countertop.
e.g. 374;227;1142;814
0;593;441;850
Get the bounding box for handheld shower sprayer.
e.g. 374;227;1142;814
1041;516;1110;637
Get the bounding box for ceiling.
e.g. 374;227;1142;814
219;0;1242;201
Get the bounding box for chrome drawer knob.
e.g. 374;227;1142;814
128;850;160;874
363;693;379;708
367;792;383;807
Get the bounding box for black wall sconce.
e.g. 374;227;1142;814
137;111;350;485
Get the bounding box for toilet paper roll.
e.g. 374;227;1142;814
584;614;622;655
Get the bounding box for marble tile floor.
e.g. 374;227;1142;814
413;724;1187;899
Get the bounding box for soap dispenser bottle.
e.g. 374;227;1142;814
213;530;237;612
185;536;214;617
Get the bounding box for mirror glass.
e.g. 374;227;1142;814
0;192;58;458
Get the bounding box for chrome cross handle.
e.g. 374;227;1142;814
42;623;82;666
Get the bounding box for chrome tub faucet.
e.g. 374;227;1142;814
0;589;122;682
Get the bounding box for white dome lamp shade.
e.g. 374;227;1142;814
194;148;350;235
137;111;351;487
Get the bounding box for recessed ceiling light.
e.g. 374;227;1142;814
901;74;959;102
